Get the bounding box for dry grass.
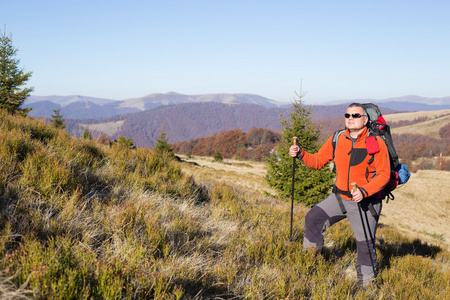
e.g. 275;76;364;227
384;109;450;122
384;109;450;139
179;155;450;250
380;170;450;249
0;271;32;300
2;111;449;298
390;115;450;139
178;155;277;196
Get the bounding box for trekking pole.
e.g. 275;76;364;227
290;137;298;241
352;183;377;279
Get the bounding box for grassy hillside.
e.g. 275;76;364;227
385;109;450;139
391;115;450;139
384;109;450;122
1;110;449;299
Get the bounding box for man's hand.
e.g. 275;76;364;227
351;188;364;203
289;145;301;158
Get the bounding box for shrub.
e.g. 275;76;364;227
213;151;223;162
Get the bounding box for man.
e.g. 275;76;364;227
289;103;390;284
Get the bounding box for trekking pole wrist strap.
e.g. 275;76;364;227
296;148;303;160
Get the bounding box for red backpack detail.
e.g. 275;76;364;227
362;103;409;201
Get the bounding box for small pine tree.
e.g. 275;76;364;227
50;109;66;129
213;151;223;163
265;92;335;207
82;127;93;140
115;135;137;149
154;127;174;157
0;30;33;115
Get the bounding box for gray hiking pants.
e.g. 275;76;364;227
303;193;382;284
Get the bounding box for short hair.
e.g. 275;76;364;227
348;103;364;109
348;103;367;114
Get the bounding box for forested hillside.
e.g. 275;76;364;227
69;102;290;148
65;103;391;148
172;127;281;161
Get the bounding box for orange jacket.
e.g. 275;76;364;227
300;127;390;200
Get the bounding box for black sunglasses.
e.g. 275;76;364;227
345;113;366;119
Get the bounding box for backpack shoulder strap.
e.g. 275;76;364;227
332;129;345;159
366;130;380;155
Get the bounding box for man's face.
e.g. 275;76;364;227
345;106;368;132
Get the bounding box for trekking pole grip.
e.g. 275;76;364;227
293;136;298;146
351;182;357;192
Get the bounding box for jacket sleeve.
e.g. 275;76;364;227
361;136;391;197
299;136;334;170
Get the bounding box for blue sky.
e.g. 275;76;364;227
2;0;449;104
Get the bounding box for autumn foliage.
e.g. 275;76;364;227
172;127;281;161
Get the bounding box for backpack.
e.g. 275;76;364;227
332;103;411;202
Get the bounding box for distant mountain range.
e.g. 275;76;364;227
24;92;450;120
25;92;289;119
326;95;450;106
326;95;450;111
23;92;450;148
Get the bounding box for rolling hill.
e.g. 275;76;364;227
386;109;450;139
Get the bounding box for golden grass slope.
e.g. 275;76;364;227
384;109;450;122
384;109;450;138
380;170;450;248
390;114;450;139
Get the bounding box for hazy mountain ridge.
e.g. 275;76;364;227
26;92;450;148
25;93;450;120
325;95;450;111
26;95;119;106
376;95;450;105
25;92;289;119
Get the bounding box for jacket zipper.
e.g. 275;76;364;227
346;135;357;192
